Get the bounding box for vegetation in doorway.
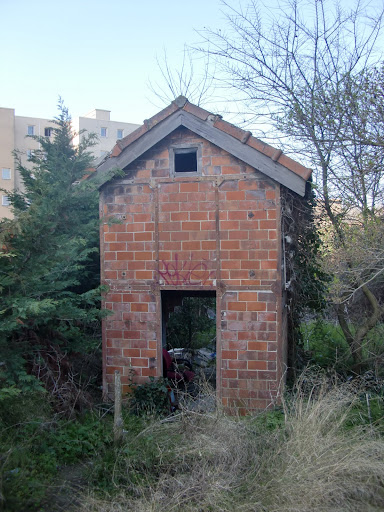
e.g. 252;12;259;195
165;296;216;353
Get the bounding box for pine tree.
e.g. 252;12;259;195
0;103;106;393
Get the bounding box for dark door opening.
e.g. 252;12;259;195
161;290;217;390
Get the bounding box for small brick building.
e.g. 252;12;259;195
95;96;311;412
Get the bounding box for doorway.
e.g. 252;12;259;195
161;290;217;392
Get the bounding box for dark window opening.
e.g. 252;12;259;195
175;150;197;173
44;127;53;137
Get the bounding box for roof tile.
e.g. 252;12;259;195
117;124;149;151
213;118;246;141
111;144;122;157
246;137;276;159
182;102;211;120
144;101;180;130
276;153;312;181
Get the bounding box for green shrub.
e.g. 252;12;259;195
0;399;112;511
300;319;352;371
301;320;384;375
129;377;171;417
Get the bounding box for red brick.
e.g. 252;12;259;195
261;261;276;270
108;294;123;303
222;165;241;174
182;241;201;250
228;302;246;311
268;230;277;240
106;330;123;338
221;240;240;251
131;358;149;367
160;183;179;193
123;331;141;339
142;368;157;377
141;349;157;358
190;212;208;221
122;348;140;357
260;220;276;230
222;370;238;379
135;271;153;280
116;233;134;242
229;230;249;240
198;201;216;211
202;240;216;250
180;182;199;192
248;341;268;351
222;350;238;360
159;221;181;232
181;221;200;231
116;252;134;260
131;303;148;312
221;221;239;231
228;360;247;370
134;252;153;260
238;291;258;302
171;212;189;221
226;191;245;201
248;361;268;370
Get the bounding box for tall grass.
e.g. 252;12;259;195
81;378;384;512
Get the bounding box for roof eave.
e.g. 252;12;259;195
95;109;308;196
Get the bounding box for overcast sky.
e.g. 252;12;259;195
1;0;383;126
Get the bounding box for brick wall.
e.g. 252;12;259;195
100;127;284;411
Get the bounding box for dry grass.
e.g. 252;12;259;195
80;378;384;512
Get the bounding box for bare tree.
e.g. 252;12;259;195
198;0;384;371
148;46;215;108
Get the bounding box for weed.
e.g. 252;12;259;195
129;377;171;417
80;379;384;512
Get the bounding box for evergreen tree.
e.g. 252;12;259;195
0;103;106;393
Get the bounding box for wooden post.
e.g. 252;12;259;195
114;370;123;444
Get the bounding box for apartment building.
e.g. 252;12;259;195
0;107;140;218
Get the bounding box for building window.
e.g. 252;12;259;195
175;150;197;172
27;149;34;160
44;127;53;137
100;127;107;137
117;129;124;139
27;125;35;136
170;145;202;176
2;195;10;207
100;150;108;157
2;168;11;180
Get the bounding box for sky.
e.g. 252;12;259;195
1;0;228;124
1;0;383;126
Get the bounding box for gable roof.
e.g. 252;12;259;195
95;96;311;196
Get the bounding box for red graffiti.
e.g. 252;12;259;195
158;254;215;285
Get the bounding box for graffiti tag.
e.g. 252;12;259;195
158;254;215;285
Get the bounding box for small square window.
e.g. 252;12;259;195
44;127;53;137
117;129;124;139
100;127;107;137
2;168;11;180
174;150;197;172
100;150;108;157
2;195;10;206
170;145;202;176
27;125;35;136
